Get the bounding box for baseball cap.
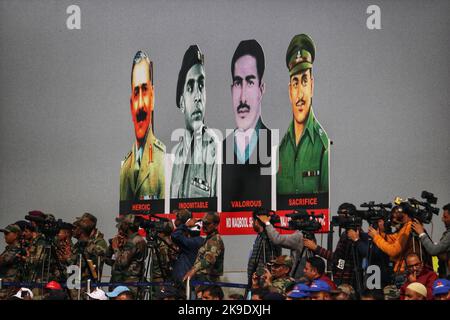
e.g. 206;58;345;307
13;288;34;300
45;281;63;290
0;224;21;234
106;286;130;298
432;279;450;296
305;280;331;293
287;283;311;298
87;288;108;300
268;255;293;269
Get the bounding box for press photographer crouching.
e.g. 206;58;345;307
412;203;450;278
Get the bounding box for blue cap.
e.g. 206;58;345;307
305;280;331;293
288;283;311;298
432;279;450;296
106;286;130;298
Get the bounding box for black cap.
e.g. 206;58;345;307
176;45;204;108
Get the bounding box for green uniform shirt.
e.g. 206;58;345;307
120;128;166;201
277;108;329;194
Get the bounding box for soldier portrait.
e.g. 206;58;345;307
120;50;166;202
277;34;329;195
222;39;272;211
171;45;218;199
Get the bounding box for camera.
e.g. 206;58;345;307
253;208;281;225
395;190;439;224
286;210;323;233
330;203;363;230
25;213;69;239
358;202;392;232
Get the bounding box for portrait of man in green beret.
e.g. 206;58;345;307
277;34;329;195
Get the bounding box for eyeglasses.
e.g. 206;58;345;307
406;262;422;269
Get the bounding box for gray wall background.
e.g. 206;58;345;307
1;0;449;280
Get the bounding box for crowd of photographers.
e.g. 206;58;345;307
0;191;449;301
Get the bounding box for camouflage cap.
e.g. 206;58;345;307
268;255;293;268
0;224;21;234
286;34;315;77
115;214;138;228
383;285;400;300
77;212;97;225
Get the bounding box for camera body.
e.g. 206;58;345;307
395;191;439;224
286;210;322;233
253;208;281;225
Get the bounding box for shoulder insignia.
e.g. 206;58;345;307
153;138;166;153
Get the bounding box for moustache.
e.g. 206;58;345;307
237;103;250;113
136;109;148;122
295;99;305;107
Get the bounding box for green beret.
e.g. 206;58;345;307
286;34;315;77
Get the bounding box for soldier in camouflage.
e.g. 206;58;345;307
261;255;295;295
105;215;147;296
150;221;178;283
183;212;224;283
0;224;22;300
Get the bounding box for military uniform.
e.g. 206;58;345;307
171;125;217;198
151;235;177;282
0;224;22;299
120;129;166;201
70;229;108;281
106;232;147;295
277;33;329;195
277;109;329;194
267;256;295;295
192;230;224;282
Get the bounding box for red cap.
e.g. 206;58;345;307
45;281;62;290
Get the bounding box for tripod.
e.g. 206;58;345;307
26;235;72;299
291;231;316;278
140;230;178;300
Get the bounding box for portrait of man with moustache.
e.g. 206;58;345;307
120;50;166;203
277;34;329;196
222;39;272;212
171;45;217;200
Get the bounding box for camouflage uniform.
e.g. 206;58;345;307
268;256;295;295
151;235;177;282
0;225;22;300
192;230;224;282
70;229;108;281
105;232;147;295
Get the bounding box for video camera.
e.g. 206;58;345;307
358;201;392;231
286;210;323;233
330;203;362;230
136;213;171;234
25;213;72;239
395;190;439;224
253;208;281;225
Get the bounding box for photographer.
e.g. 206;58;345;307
349;218;393;288
247;209;282;288
412;203;450;277
368;205;431;274
171;210;204;282
0;224;22;299
70;213;107;283
105;214;147;296
303;203;363;288
257;211;308;279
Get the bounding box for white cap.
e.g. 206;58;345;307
406;282;428;298
86;288;108;300
13;288;34;300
